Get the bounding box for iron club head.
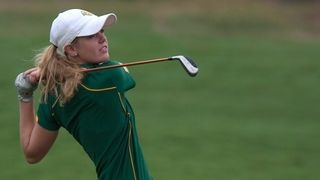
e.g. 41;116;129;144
171;55;199;77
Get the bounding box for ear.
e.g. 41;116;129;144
64;44;78;57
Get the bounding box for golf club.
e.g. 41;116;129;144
81;55;199;77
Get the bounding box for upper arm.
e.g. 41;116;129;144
24;123;58;164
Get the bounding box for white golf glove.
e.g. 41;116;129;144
15;72;38;102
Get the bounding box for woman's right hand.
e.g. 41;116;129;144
24;67;40;84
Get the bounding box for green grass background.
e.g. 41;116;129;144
1;0;320;179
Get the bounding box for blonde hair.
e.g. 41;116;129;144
35;44;83;105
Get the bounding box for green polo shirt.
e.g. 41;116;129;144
37;60;152;180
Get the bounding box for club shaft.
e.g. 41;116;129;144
81;57;174;73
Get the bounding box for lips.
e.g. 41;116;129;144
100;46;108;53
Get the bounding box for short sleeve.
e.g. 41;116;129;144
117;62;136;91
36;98;60;131
123;68;136;91
109;61;136;92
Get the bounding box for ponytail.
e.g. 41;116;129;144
35;45;83;105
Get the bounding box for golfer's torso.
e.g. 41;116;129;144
75;61;152;179
38;60;152;179
58;61;137;178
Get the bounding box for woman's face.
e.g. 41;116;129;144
72;29;110;64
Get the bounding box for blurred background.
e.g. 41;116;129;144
1;0;320;179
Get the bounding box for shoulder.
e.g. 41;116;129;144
80;60;120;68
99;60;130;73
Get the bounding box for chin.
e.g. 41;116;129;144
95;54;109;63
101;53;109;60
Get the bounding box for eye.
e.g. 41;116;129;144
86;29;104;39
86;34;96;39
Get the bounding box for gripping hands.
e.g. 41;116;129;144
15;72;38;102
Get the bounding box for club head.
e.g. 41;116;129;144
171;55;199;77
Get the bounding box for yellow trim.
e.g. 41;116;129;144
36;115;39;123
117;92;127;114
117;92;137;180
52;95;60;108
128;121;137;180
80;83;116;92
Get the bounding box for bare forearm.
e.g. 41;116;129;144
19;101;36;151
16;69;58;164
19;100;59;164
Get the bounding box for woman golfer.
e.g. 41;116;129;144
15;9;152;180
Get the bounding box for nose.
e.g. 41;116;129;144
97;32;107;43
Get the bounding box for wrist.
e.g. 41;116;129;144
17;94;33;102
